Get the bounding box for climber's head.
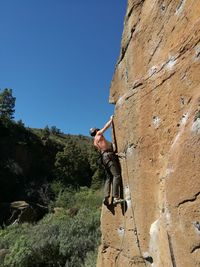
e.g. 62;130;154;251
89;127;99;137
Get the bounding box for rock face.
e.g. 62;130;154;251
97;0;200;266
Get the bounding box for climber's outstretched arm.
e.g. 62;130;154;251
97;115;114;135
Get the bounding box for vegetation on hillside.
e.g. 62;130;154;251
0;89;105;266
0;187;102;267
0;90;104;202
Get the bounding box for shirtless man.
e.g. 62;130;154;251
90;116;123;205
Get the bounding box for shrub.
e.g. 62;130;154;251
83;248;99;267
0;189;102;267
51;185;103;211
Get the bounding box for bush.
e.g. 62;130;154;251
0;189;102;267
83;248;99;267
51;184;103;211
59;208;100;267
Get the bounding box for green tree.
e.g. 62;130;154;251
50;126;61;135
55;140;91;188
0;88;16;119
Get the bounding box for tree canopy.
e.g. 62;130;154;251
0;88;16;119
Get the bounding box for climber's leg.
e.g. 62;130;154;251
104;175;111;199
107;159;121;198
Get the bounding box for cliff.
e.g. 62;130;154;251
97;0;200;266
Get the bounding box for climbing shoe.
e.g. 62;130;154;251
113;198;125;205
103;197;109;206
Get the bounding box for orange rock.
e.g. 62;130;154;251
97;0;200;266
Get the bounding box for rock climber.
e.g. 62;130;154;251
89;115;124;206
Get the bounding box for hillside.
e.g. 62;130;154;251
0;118;103;204
0;118;104;266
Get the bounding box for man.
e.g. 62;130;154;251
90;115;124;206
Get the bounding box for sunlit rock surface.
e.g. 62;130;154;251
97;0;200;266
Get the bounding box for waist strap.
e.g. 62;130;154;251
101;150;113;155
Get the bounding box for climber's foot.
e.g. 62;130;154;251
113;197;125;205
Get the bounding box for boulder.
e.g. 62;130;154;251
9;201;48;224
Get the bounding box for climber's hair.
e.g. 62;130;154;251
89;128;100;137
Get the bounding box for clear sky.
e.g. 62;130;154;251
0;1;126;137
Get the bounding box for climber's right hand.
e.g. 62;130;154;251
110;115;114;121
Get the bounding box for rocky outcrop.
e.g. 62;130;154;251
97;0;200;266
10;201;48;224
0;201;48;227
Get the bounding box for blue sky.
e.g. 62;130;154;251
0;1;126;137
